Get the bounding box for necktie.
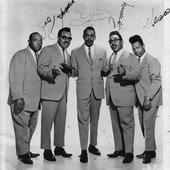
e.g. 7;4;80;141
62;49;66;64
35;53;38;63
138;57;140;63
112;53;117;64
88;47;93;64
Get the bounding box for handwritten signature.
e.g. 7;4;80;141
143;8;170;28
57;0;75;19
38;0;75;40
70;2;134;30
117;2;134;29
70;3;109;27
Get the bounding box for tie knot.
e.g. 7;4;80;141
35;52;38;59
138;57;140;63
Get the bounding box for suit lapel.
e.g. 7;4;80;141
26;47;37;68
140;55;147;68
116;50;125;65
54;43;63;62
80;45;91;65
93;45;99;65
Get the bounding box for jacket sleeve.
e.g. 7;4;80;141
146;58;162;100
70;50;78;77
38;47;53;80
123;54;140;82
102;49;107;70
9;53;25;101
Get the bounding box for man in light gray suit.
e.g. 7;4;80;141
104;31;140;163
71;26;107;163
129;35;162;164
8;32;43;164
38;27;74;161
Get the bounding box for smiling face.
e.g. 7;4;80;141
83;29;96;47
109;34;123;53
28;33;43;53
131;41;145;57
58;31;72;50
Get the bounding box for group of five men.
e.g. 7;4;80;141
8;26;162;165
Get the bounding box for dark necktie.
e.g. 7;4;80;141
88;47;93;64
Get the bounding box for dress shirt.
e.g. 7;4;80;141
84;44;94;60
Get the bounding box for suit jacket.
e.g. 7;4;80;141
38;43;70;101
71;45;107;100
105;50;140;106
135;53;162;106
8;47;41;112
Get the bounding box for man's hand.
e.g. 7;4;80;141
52;67;60;79
14;98;25;114
60;63;72;75
143;97;152;111
101;66;111;77
117;64;125;76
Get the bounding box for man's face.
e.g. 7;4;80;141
29;34;43;53
58;31;72;49
83;29;96;47
109;34;123;53
131;41;145;57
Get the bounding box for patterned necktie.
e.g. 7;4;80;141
88;47;93;64
62;49;66;64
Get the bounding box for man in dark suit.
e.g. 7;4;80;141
8;32;43;164
71;26;107;163
38;27;74;161
104;31;140;163
129;35;162;164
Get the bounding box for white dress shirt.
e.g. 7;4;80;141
84;44;94;59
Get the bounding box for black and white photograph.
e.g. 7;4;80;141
0;0;170;169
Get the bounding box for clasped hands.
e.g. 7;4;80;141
52;66;60;79
14;98;25;114
117;64;126;76
101;64;126;77
143;97;152;111
101;66;112;77
60;63;73;75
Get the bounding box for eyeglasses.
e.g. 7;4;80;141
60;36;72;41
108;38;120;44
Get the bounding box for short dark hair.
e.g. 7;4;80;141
129;35;144;45
109;31;123;41
83;26;96;35
58;27;71;37
29;32;40;41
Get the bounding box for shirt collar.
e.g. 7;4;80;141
28;46;38;62
113;48;124;62
58;43;66;53
84;44;94;50
116;48;124;56
84;44;95;56
139;51;147;63
28;46;36;56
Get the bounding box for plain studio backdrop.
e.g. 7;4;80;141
0;0;170;170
